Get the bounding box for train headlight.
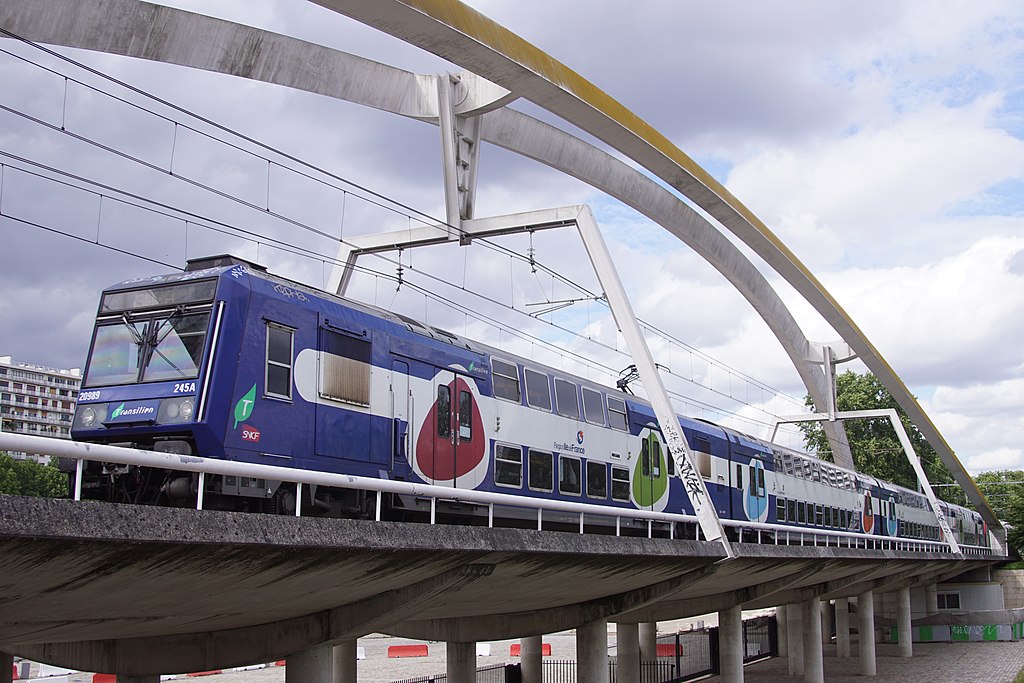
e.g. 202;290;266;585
76;403;108;429
158;397;197;424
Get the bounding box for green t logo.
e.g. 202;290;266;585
111;402;126;419
234;384;257;429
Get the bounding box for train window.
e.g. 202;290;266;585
143;313;210;383
458;390;473;441
789;500;798;523
582;387;605;425
735;464;742;489
528;450;553;492
265;323;294;399
667;450;675;476
494;444;522;488
815;504;824;526
611;466;630;501
607;396;628;431
555;379;580;419
652;439;662;477
524;369;552;411
797;502;806;524
559;456;582;496
694;436;712;478
641;439;651;477
436;385;451;439
492;359;521;402
320;331;371;406
586;461;607;499
757;466;765;494
777;497;787;522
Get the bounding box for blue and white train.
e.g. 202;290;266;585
69;255;988;547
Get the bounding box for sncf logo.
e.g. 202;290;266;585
241;425;261;443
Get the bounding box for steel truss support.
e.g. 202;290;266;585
331;204;733;556
772;409;967;556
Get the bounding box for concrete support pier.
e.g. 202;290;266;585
777;605;788;657
333;640;357;683
577;618;610;683
897;586;913;658
719;604;744;683
786;603;803;676
521;635;543;683
1;652;12;683
802;596;824;683
288;644;333;682
820;600;831;645
859;589;877;676
925;584;939;617
639;621;657;662
615;622;641;683
836;597;851;658
446;642;476;683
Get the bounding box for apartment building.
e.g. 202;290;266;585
0;355;82;462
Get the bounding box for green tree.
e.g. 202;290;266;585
801;371;957;499
0;452;68;497
973;470;1024;520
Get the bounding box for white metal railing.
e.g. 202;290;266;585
0;432;994;557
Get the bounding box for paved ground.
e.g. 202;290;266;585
20;631;1024;682
706;640;1024;682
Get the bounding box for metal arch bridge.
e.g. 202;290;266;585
0;0;994;537
0;2;1009;678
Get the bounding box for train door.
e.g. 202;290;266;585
634;430;669;511
861;490;875;534
741;459;769;523
391;360;410;470
415;368;486;488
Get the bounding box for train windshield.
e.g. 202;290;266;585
84;280;217;388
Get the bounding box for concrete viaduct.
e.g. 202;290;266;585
0;494;1003;683
0;2;1009;682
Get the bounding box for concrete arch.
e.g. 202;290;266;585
0;0;992;525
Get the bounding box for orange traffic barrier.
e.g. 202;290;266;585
12;663;18;680
387;644;429;658
93;676;117;683
509;643;551;657
657;642;683;656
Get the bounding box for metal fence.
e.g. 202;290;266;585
390;616;777;683
391;662;516;683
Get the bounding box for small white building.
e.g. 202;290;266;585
0;355;82;463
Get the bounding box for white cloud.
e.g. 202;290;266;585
4;0;1024;483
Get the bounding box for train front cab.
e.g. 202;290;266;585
69;263;240;503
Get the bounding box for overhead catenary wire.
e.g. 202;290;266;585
0;31;816;438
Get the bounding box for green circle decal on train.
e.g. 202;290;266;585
632;427;671;511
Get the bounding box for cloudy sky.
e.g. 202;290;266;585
1;1;1022;475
